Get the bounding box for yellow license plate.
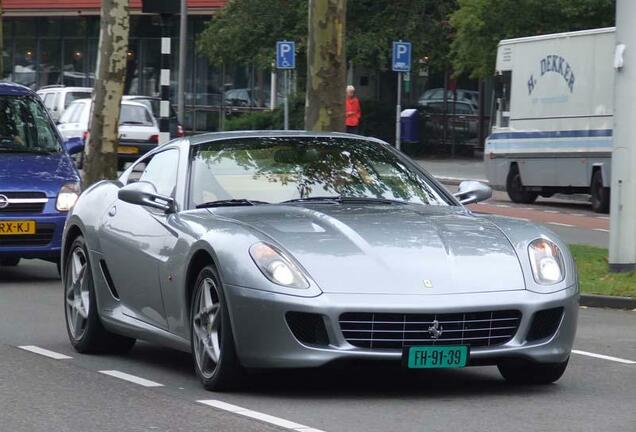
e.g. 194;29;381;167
118;146;139;155
0;220;36;235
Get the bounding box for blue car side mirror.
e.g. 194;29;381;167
64;137;85;155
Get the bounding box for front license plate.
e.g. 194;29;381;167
0;220;36;235
406;345;469;369
118;146;139;155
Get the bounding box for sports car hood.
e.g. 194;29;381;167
0;153;79;197
213;204;526;295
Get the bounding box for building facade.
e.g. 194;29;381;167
2;0;274;131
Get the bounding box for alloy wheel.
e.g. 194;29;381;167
192;277;222;379
65;246;90;340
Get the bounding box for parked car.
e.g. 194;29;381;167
0;82;83;270
418;88;479;110
36;85;92;123
57;98;160;169
419;100;479;135
122;95;185;138
62;131;578;391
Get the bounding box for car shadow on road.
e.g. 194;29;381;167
123;343;560;398
0;260;59;283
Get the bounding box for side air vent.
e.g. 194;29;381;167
526;307;564;342
286;312;330;347
99;260;120;300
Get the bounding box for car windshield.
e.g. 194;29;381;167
64;91;91;109
0;95;62;154
189;137;450;207
120;104;153;126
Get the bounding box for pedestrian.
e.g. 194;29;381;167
345;85;361;134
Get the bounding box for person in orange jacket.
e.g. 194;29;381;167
345;85;361;134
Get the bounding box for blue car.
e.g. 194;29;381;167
0;82;84;270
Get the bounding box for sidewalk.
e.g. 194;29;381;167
415;157;487;184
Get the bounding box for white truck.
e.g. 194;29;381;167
485;27;615;213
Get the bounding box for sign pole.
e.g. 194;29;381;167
396;72;402;150
284;69;290;130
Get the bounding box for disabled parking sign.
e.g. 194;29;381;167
392;41;412;72
276;41;296;69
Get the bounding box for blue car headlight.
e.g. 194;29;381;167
56;183;81;212
528;238;565;285
249;242;309;289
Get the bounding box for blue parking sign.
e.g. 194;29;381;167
276;41;296;69
392;41;412;72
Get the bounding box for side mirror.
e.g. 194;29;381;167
494;74;503;99
454;181;492;205
118;181;176;213
63;137;84;155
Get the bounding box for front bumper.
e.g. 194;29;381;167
226;284;579;369
0;210;68;260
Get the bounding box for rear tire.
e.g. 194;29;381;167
64;235;136;354
190;265;245;391
506;165;538;204
498;358;569;385
590;170;610;214
0;257;20;266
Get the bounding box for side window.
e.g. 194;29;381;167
139;149;179;197
43;93;55;110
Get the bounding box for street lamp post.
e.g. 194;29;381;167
609;0;636;272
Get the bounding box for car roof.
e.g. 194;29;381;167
0;81;35;97
187;130;388;147
36;86;92;93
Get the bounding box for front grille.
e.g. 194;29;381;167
0;192;47;214
340;310;522;350
0;224;55;247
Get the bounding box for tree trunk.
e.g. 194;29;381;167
0;0;4;78
305;0;346;132
84;0;130;186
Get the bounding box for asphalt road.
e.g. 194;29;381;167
442;183;610;248
1;260;634;432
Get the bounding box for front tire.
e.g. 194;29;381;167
590;170;610;214
498;358;569;385
506;165;538;204
190;265;245;391
64;236;136;354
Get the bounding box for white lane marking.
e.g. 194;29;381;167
18;345;72;360
198;400;326;432
596;216;610;220
572;350;636;365
569;213;586;217
548;222;575;227
593;228;609;233
543;210;560;214
495;204;511;208
99;370;164;387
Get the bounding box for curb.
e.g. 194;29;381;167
580;294;636;310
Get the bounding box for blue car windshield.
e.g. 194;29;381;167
0;95;62;154
189;137;451;206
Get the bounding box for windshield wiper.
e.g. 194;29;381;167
196;199;270;208
282;196;409;205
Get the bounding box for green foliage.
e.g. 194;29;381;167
198;0;457;73
224;96;305;131
450;0;615;78
197;0;308;68
570;244;636;298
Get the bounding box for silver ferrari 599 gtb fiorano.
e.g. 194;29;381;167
62;131;578;390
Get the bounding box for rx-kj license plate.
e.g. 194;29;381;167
117;146;139;155
0;220;36;235
405;345;469;369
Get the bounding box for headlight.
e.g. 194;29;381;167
528;239;565;285
56;183;80;212
249;242;309;289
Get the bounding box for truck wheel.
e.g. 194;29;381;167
506;166;538;204
590;171;610;214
